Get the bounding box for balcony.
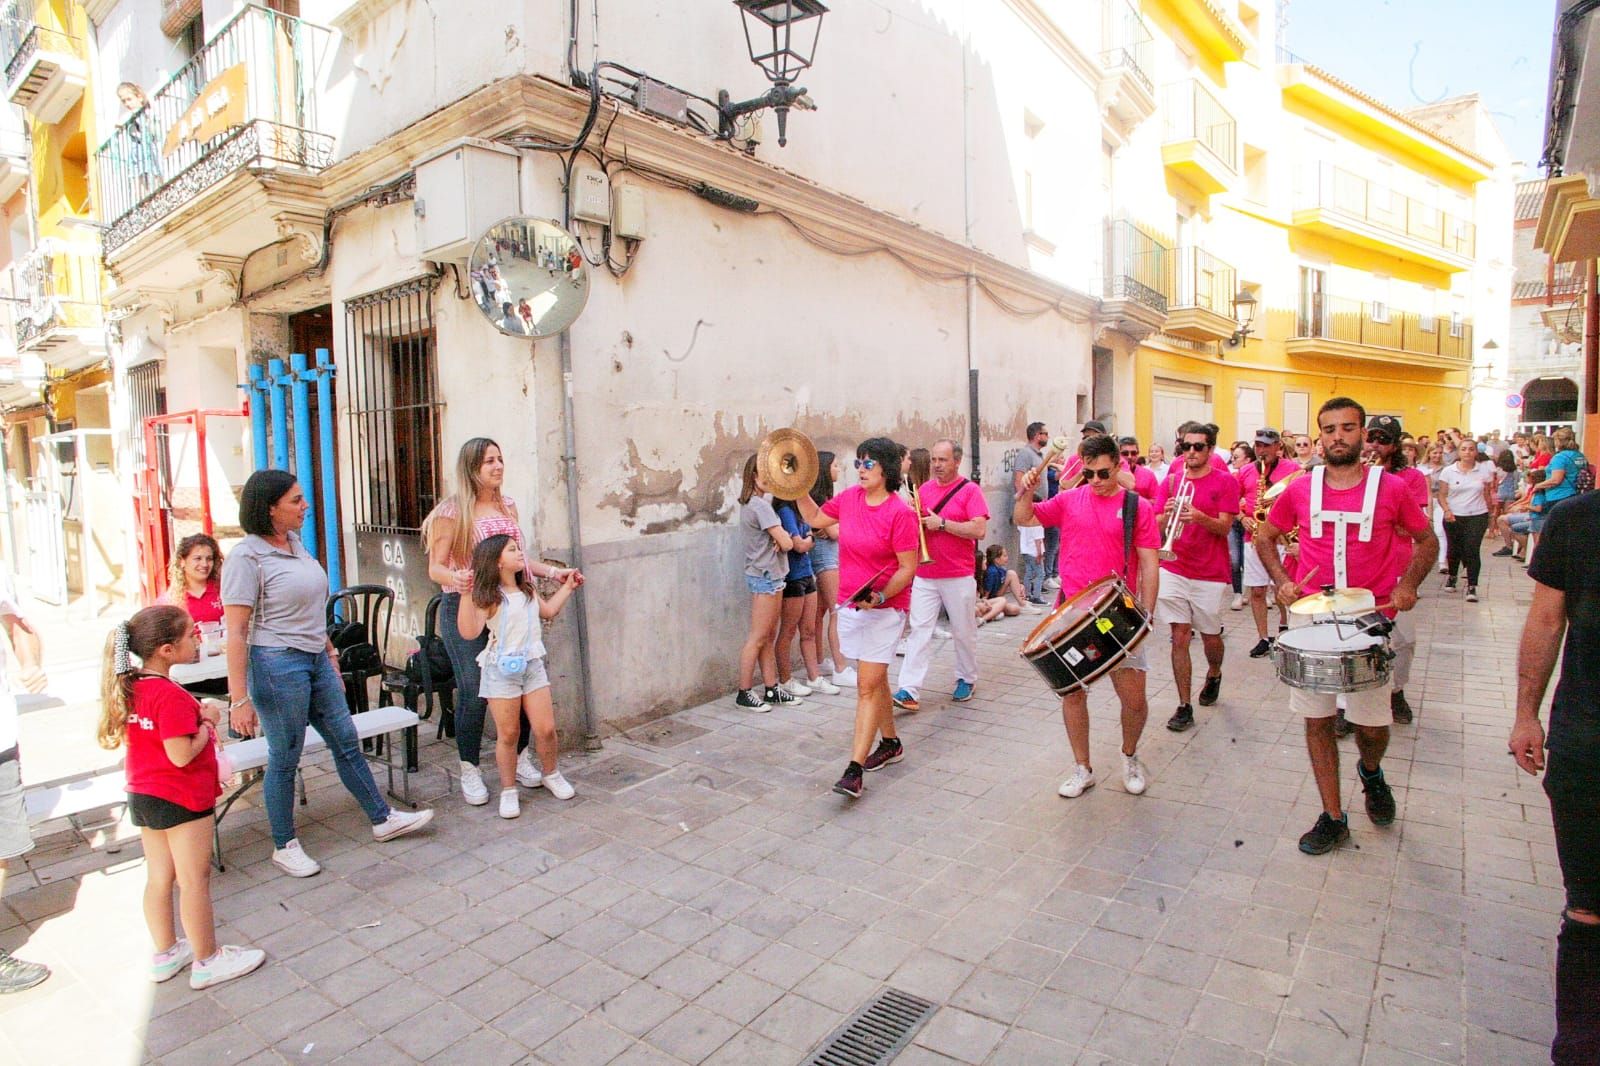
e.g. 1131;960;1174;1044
1293;162;1475;272
1288;294;1472;369
1162;79;1237;195
1099;218;1170;340
3;24;85;125
10;238;106;373
0;129;28;201
96;5;334;260
1164;247;1237;341
1145;0;1248;64
1097;2;1155;129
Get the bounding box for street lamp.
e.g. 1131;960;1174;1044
719;0;828;148
1229;287;1258;347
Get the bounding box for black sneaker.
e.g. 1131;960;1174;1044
1391;690;1413;724
1334;709;1353;738
1444;578;1457;591
1197;674;1221;707
734;688;769;711
832;762;864;798
1166;704;1195;732
1360;764;1396;826
1492;547;1514;558
1249;638;1273;659
1298;812;1350;855
764;685;803;707
1466;586;1479;603
862;737;904;772
0;950;49;994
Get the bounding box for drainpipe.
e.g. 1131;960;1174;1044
962;38;980;483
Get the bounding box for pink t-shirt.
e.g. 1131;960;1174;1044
1266;470;1429;613
914;478;989;580
1155;467;1241;584
1032;486;1161;600
1387;465;1431;574
821;486;920;610
1237;458;1301;541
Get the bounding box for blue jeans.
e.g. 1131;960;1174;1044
1228;520;1245;594
1042;526;1060;578
437;592;489;764
248;646;390;848
1023;553;1047;601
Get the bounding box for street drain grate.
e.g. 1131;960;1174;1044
803;987;938;1066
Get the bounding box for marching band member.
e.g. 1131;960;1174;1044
1156;423;1242;732
1116;436;1160;501
1256;398;1437;856
1362;416;1428;727
1016;434;1161;799
1239;428;1301;659
797;438;920;800
893;439;989;711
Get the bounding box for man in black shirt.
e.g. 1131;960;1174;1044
1512;490;1600;1065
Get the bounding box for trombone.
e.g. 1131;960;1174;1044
1158;478;1195;561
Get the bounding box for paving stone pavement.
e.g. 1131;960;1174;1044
0;556;1561;1064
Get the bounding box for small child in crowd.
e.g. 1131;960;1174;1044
976;545;1039;624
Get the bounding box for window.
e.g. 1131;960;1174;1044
1236;386;1266;446
1299;266;1326;337
1370;275;1390;324
1283;391;1310;436
343;277;443;533
1449;310;1464;339
180;14;204;59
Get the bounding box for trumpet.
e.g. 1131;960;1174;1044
1158;478;1195;561
909;481;935;565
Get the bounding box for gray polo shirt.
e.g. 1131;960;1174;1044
221;533;330;653
741;495;789;580
1017;443;1045;501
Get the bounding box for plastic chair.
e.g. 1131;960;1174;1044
325;584;395;718
382;593;457;741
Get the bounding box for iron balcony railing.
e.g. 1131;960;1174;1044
3;23;76;88
1163;78;1237;171
1172;247;1235;315
1103;217;1171;314
10;238;103;349
1100;0;1153;94
1296;293;1472;361
95;5;333;254
1298;162;1476;259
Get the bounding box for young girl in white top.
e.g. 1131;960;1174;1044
457;534;580;818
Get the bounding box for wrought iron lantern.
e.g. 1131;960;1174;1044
1230;287;1258;347
720;0;828;147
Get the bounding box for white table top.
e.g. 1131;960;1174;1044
170;652;228;686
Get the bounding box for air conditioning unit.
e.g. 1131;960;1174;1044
413;138;520;262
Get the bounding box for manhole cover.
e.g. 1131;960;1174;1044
804;987;938;1066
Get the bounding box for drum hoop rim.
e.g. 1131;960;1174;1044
1020;574;1127;656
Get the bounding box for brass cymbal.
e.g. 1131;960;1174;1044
755;427;819;501
1289;587;1377;615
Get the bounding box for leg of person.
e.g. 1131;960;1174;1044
167;817;219;964
1443;519;1462;585
1003;569;1032;611
1461;513;1488;594
1433;506;1448;572
439;593;490;769
798;592;825;684
249;647;318;870
1243;544;1274;655
1058;689;1095;797
944;577;979;700
140;826;180;956
833;609;902;795
1389;610;1416;723
1193;578;1227;707
1001;600;1020;617
0;756;47;991
895;578;941;707
521;674;573;801
737;589;785;707
1292;685;1350;854
1545;749;1600;1065
774;592;805;687
976;597;1002;623
487;697;522;794
1167;622;1194;729
1111;661;1151;794
1043;526;1061;583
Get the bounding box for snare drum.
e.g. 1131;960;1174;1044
1021;575;1150;696
1272;621;1392;694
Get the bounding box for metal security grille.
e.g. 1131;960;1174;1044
805;988;938;1066
126;360;166;467
342;276;442;534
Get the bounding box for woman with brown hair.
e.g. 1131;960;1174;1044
734;454;798;710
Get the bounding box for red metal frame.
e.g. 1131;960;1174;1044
137;409;247;603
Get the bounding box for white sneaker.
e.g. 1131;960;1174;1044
516;748;542;788
272;839;321;878
935;627;952;640
372;808;434;842
459;761;489;806
1122;753;1148;796
783;678;812;697
499;789;520;819
895;638;908;657
1230;593;1245;611
150;938;194;983
1058;765;1096;798
542;770;576;801
807;675;842;695
833;667;858;688
1044;576;1061;590
820;658;837;677
1025;603;1043;614
189;944;266;990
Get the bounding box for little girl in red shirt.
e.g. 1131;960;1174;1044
96;605;264;990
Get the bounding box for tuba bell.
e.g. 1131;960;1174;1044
755;428;819;501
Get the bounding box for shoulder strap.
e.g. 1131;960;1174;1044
1122;491;1138;577
930;478;970;515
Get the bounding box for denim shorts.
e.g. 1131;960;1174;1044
746;573;784;595
809;537;839;573
479;654;551;699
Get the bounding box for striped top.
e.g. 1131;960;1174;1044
435;495;525;568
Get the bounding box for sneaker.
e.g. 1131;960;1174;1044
832;667;858;688
783;678;812;698
516;749;542;788
1024;603;1043;614
765;685;803;707
952;680;975;702
541;770;576;800
1298;812;1350;855
735;688;770;711
1334;709;1353;738
935;627;952;640
1438;565;1449;575
1197;674;1222;707
862;737;904;772
820;658;837;677
1122;753;1148;796
1044;576;1061;590
1444;578;1457;591
460;761;489;805
150;939;194;983
189;945;266;990
891;689;920;711
895;638;908;657
1466;586;1479;603
1249;637;1273;659
373;808;434;842
1391;690;1414;724
0;949;49;994
1166;704;1195;732
1360;764;1396;826
832;762;864;799
1028;596;1050;606
499;788;521;819
1492;547;1514;558
272;839;322;878
1058;764;1096;798
808;675;842;696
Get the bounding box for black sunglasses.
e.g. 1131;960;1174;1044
1177;441;1209;453
1084;467;1115;481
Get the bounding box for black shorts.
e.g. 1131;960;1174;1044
128;792;214;830
783;575;817;598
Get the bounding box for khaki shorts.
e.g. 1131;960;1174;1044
1282;614;1393;726
1155;571;1229;635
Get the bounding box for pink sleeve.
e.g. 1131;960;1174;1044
1390;479;1429;534
821;494;844;520
1134;499;1161;549
1135;467;1157;500
1032;493;1068;528
1221;476;1241;516
1266;489;1296;532
963;483;990;520
889;503;920;553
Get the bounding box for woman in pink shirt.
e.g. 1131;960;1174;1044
164;534;224;626
798;437;919;800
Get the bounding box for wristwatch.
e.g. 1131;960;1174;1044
940;517;947;531
871;590;886;606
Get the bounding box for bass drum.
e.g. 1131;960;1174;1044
1021;574;1150;696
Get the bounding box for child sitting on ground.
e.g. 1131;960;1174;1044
976;545;1040;624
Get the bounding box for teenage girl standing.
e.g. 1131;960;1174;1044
735;455;799;710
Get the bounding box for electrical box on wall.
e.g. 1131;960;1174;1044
571;165;611;225
613;184;646;240
413;138;520;262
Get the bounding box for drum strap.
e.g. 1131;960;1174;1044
1122;491;1138;578
1309;466;1383;588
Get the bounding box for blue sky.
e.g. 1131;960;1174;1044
1282;0;1551;170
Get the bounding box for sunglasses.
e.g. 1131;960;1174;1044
1365;432;1396;444
1084;467;1116;481
1176;441;1209;453
1120;450;1139;458
853;458;878;470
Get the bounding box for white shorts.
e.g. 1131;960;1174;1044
478;654;551;699
1019;526;1044;555
838;606;907;665
1281;614;1393;726
1155;571;1229;635
1242;540;1284;588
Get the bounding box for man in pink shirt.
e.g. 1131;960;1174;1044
1361;415;1430;728
1016;434;1161;800
894;439;989;711
1258;398;1436;857
1116;436;1160;501
1239;427;1302;658
1155;424;1241;732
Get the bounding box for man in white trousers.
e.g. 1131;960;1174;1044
892;439;989;713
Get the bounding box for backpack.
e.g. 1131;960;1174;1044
1575;456;1595;495
405;634;455;686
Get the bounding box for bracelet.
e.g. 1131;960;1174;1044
228;697;251;710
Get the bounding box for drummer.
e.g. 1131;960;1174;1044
1256;397;1437;856
1016;433;1161;800
1240;428;1301;660
1360;415;1430;729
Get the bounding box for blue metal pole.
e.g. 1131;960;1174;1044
314;349;342;592
245;366;269;472
289;352;318;559
267;358;290;472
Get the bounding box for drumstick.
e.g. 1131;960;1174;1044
1293;566;1320;592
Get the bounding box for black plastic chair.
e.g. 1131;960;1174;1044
325;584;396;717
382;592;457;741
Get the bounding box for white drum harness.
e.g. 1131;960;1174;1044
1308;465;1383;589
